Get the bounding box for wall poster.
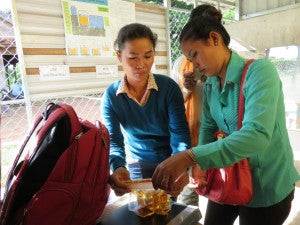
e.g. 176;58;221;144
61;0;135;56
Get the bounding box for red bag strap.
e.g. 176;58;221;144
57;102;82;142
238;59;255;130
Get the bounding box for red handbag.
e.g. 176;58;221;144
194;59;254;205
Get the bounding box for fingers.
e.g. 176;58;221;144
152;151;192;190
152;167;165;190
109;167;131;196
161;174;188;197
152;166;178;190
153;170;188;196
187;165;208;190
183;77;197;90
152;155;208;196
110;183;131;196
166;189;182;197
188;178;208;190
110;179;131;196
152;172;175;191
189;165;207;180
183;71;194;78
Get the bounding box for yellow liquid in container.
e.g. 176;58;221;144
127;179;171;217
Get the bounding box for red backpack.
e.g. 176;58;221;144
0;102;110;225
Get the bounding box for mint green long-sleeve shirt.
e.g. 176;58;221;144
193;52;300;207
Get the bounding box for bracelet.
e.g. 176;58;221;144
186;148;197;165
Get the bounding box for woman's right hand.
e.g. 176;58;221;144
152;151;195;193
109;167;131;196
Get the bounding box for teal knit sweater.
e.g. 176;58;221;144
101;74;191;172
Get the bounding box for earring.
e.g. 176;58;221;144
214;41;218;46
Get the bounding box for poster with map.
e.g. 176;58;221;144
61;0;135;56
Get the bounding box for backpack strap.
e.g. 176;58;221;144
238;59;255;130
57;103;83;142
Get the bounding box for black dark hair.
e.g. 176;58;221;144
180;5;230;47
114;23;158;52
189;4;216;21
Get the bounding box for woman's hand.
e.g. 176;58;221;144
152;150;196;194
109;167;131;196
183;72;197;91
188;165;208;189
166;171;189;197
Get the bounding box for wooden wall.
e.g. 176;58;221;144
12;0;169;100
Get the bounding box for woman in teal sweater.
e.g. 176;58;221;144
152;5;300;225
101;23;191;197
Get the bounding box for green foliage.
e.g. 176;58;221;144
137;0;194;9
138;0;163;6
4;64;22;88
223;8;235;20
171;0;194;10
222;8;235;24
8;64;21;82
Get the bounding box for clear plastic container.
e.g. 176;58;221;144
126;179;172;217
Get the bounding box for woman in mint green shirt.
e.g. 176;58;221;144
152;4;300;225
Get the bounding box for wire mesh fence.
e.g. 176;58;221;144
169;9;190;64
1;3;300;191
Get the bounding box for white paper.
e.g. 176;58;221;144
96;65;118;78
39;65;70;81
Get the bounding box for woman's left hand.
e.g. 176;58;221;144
188;165;208;189
183;72;197;91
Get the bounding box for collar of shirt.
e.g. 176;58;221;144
116;73;158;106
